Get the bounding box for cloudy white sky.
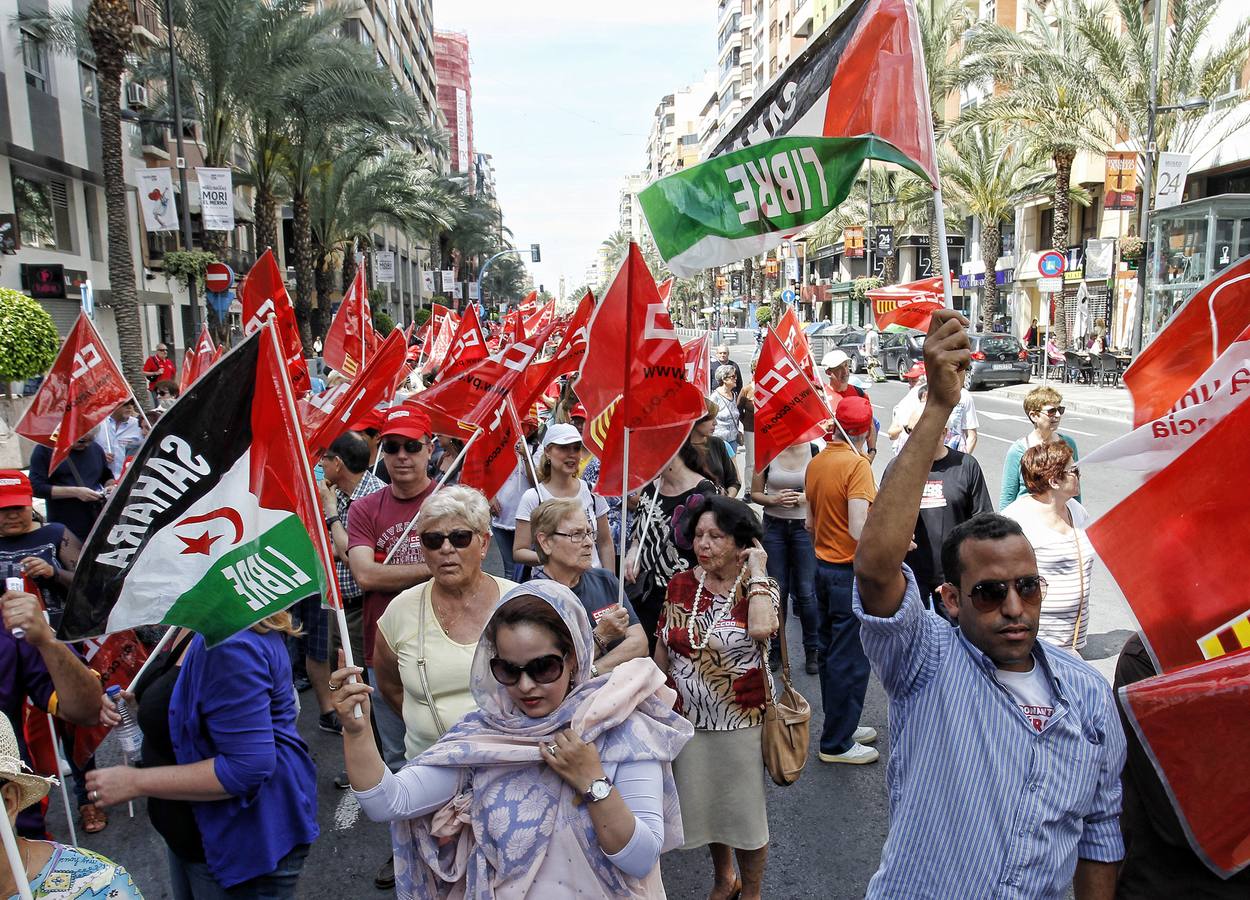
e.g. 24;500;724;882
436;1;711;297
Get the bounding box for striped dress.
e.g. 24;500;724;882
1002;497;1095;651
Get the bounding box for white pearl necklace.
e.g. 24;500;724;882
688;565;747;652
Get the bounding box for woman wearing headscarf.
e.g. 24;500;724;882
655;494;779;900
331;581;693;898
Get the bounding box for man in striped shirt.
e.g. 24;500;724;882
853;310;1124;900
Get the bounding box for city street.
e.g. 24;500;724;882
51;342;1138;900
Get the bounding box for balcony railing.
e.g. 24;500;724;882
130;0;164;39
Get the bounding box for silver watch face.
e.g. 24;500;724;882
588;778;612;802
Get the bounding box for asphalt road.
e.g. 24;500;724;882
50;345;1136;900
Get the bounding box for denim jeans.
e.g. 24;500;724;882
167;843;310;900
762;516;819;655
815;560;871;755
366;666;408;771
491;526;516;578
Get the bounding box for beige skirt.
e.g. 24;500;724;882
672;725;768;851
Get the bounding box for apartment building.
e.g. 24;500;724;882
714;0;756;147
618;173;650;244
750;0;815;97
435;31;472;177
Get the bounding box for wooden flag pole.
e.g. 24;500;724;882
0;806;33;900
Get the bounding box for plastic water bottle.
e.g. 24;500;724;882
105;685;143;764
4;574;26;639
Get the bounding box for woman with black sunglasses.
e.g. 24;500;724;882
371;486;518;765
330;580;692;897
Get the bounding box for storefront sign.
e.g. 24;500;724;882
1104;152;1139;211
958;268;1012;288
21;263;66;299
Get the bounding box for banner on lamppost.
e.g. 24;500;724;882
1155;152;1192;210
136;168;178;231
1104;151;1139;210
451;282;463;300
374;251;395;283
196;167;234;232
874;225;895;256
441;269;455;293
1085;238;1115;281
422;270;436;292
785;257;799;281
844;226;865;258
468;281;480;300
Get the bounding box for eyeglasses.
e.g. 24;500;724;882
553;529;594;544
1039;406;1066;417
419;529;475;551
381;438;426;455
489;653;566;686
965;575;1048;612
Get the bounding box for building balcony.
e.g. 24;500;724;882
793;0;814;37
130;0;164;44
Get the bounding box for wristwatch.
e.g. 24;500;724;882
325;515;341;528
583;776;613;803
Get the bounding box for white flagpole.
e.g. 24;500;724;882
933;182;955;311
46;716;77;844
125;626;177;692
0;807;33;900
617;428;630;606
382;429;481;565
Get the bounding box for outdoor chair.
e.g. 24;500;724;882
1096;352;1122;387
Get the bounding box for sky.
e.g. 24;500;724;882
436;1;711;299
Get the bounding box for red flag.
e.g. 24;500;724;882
866;276;945;331
524;299;555;336
577;244;705;495
774;305;820;386
683;335;711;390
459;402;524;499
1086;383;1250;674
436;304;488;382
240;249;310;395
753;328;832;472
300;328;409;461
1120;651;1250;878
657;277;674;310
417;304;453;344
1124;254;1250;427
178;324;218;393
64;630;149;766
515;291;595;415
517;291;539;317
322;268;377;378
16;312;131;473
420;315;456;375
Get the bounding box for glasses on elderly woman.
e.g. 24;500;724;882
489;653;566;686
553;529;594;544
419;529;475;551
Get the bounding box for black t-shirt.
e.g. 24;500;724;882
28;443;111;542
540;569;641;651
885;449;992;590
0;524;68;627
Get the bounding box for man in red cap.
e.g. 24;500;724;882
345;403;436;888
805;394;880;766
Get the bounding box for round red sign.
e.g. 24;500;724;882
204;262;234;293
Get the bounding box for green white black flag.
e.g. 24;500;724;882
58;324;337;646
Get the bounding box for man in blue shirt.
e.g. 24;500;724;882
852;310;1124;900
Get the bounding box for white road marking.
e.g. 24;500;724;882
335;791;361;830
977;410;1028;422
978;433;1018;445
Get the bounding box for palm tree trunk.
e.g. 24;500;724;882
883;252;897;285
254;184;280;256
314;251;333;342
980;224;1002;332
291;191;315;352
88;2;148;403
1050;150;1075;349
342;240;358;293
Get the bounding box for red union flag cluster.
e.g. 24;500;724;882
753;328;831;472
322;267;378;378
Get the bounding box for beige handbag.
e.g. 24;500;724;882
760;631;812;786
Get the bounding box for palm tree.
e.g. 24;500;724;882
940;126;1050;330
600;230;633;275
959;0;1111;344
17;3;149;400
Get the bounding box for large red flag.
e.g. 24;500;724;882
458;403;525;499
240;249;310;395
524;299;555;336
1086;382;1250;673
1124;253;1250;427
753;328;832;472
300;328;408;461
657;277;674;310
515;291;595;416
774;306;820;386
16;312;131;473
322;268;377;378
417;304;453;345
1120;650;1250;878
682;335;711;390
517;291;539;318
436;304;488;382
420;314;456;375
578;244;705;495
178;324;218;393
866;276;945;331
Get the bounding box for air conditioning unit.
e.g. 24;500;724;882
126;82;149;109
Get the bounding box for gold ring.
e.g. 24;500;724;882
328;681;339;692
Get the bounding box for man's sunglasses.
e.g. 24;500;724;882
381;438;426;455
965;575;1048;612
489;653;566;686
419;529;475;551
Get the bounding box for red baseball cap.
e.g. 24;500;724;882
0;471;33;508
834;395;874;434
570;404;587;420
904;361;926;380
351;407;387;434
380;404;432;441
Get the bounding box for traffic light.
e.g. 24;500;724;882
531;244;541;263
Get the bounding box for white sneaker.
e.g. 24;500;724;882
854;725;878;745
818;742;880;765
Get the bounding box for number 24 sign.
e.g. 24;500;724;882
1155;153;1191;211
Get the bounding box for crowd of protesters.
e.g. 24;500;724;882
0;321;1242;900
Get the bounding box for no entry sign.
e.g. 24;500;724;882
204;262;234;293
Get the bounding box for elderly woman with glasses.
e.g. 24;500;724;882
332;581;693;898
529;497;648;675
371;485;518;763
710;364;743;454
998;386;1080;509
1002;442;1094;653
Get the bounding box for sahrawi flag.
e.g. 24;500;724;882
639;0;936;276
57;323;338;646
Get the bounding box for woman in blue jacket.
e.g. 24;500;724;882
86;613;318;899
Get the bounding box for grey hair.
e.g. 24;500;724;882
715;364;737;384
416;484;491;534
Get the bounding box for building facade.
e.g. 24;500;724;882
434;31;473;177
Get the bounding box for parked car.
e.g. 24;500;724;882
965;333;1031;390
879;329;926;379
830;328;869;372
